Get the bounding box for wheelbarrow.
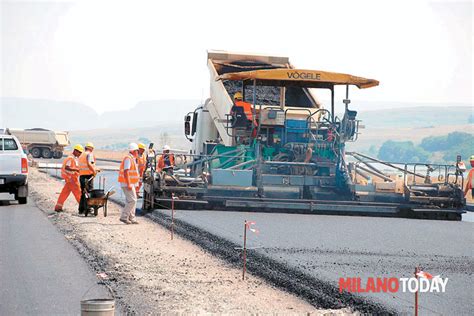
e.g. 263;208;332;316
84;176;115;217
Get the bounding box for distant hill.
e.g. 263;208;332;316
0;97;101;130
357;106;472;128
1;98;471;151
100;100;200;128
0;97;200;130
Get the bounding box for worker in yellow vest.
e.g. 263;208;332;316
136;143;147;196
464;155;474;198
78;142;99;214
54;144;84;212
118;143;140;224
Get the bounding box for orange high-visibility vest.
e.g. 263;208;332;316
61;155;79;181
157;154;175;171
79;151;95;176
235;100;254;121
118;154;140;185
137;153;147;175
467;169;474;190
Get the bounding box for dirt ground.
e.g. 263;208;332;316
29;168;352;314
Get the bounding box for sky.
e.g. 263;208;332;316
1;0;472;113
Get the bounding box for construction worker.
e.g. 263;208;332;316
157;145;175;174
231;92;257;138
118;143;140;224
233;92;254;121
54;144;84;212
136;143;147;195
464;155;474;198
78;142;99;214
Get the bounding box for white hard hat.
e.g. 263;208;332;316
163;145;170;151
128;142;139;151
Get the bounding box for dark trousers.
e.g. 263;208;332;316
79;175;94;213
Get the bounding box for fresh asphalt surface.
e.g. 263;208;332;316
154;210;473;314
0;194;110;315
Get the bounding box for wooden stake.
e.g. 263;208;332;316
415;266;419;316
242;220;247;280
171;193;175;240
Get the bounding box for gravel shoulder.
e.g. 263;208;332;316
29;168;350;314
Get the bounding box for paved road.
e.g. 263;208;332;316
154;209;474;314
0;194;111;315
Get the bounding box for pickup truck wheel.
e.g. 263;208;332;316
41;148;53;159
18;197;27;204
31;147;41;158
53;151;63;159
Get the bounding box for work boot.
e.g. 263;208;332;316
54;208;63;213
120;218;132;224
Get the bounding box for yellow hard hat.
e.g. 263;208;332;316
234;92;243;100
138;143;146;150
73;144;84;152
470;155;474;161
85;142;94;149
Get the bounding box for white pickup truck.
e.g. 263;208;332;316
0;134;28;204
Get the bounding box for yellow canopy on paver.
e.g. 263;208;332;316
217;68;379;89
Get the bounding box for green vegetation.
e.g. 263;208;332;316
378;141;430;163
378;132;473;163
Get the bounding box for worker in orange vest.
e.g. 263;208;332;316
464;155;474;198
136;143;147;196
118;143;140;224
157;145;175;174
232;92;257;138
78;142;99;215
233;92;254;121
54;144;84;212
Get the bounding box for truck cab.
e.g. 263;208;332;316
0;135;29;204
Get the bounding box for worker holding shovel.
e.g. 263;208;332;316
136;143;147;197
78;142;99;215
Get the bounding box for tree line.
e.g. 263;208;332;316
377;132;473;163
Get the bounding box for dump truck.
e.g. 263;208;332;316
143;51;466;220
6;128;70;159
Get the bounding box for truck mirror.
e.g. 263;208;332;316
184;115;191;136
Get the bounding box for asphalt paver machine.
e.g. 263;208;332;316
143;51;466;220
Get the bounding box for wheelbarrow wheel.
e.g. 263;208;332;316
93;207;98;217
